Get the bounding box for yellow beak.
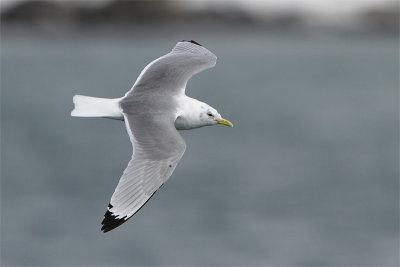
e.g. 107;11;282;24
217;118;233;127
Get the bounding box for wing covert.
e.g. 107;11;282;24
123;40;217;97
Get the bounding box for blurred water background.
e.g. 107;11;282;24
1;0;399;266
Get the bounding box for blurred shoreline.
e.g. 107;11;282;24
1;0;399;35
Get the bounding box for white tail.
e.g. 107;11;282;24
71;95;123;119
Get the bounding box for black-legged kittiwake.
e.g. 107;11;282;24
71;40;233;233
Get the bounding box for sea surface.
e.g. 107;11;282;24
1;26;399;266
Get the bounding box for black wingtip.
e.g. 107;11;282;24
181;40;202;46
101;209;128;233
101;188;161;233
101;204;129;233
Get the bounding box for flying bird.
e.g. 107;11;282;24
71;40;233;233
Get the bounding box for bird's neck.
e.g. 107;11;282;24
174;95;206;130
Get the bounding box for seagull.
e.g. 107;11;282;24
71;40;233;233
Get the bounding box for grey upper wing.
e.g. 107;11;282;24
124;41;217;97
101;110;186;233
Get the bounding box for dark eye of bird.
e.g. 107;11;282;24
207;113;213;117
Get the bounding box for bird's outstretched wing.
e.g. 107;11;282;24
102;40;215;232
124;40;217;98
101;112;186;233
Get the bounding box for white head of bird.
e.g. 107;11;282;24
174;96;233;130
